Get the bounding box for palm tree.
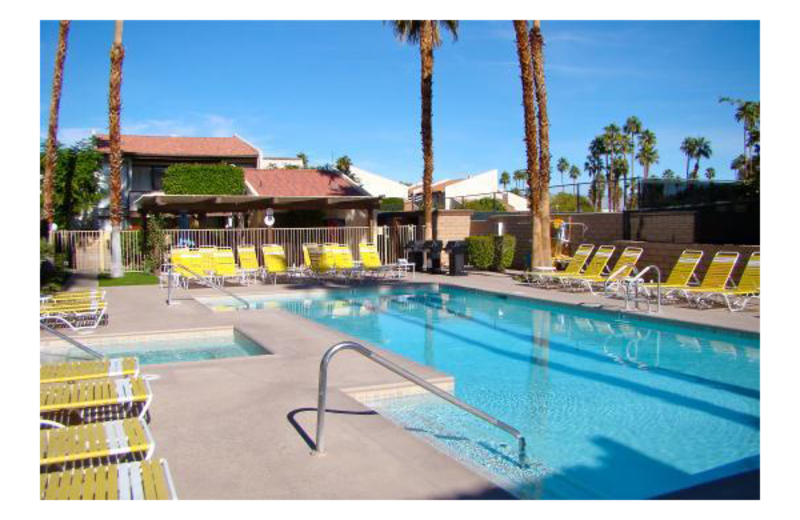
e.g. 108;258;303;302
602;125;621;210
529;20;552;263
623;116;642;202
556;157;569;188
335;155;352;174
43;21;71;236
680;137;698;179
569;164;581;208
513;169;527;191
389;20;459;240
108;20;125;278
636;129;658;180
691;137;712;179
705;167;716;180
731;154;748;180
720;97;760;180
296;152;309;168
513;20;545;267
500;171;511;191
662;169;676;180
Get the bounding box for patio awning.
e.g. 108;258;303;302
134;193;382;214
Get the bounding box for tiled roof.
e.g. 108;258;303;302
94;134;259;157
244;169;369;197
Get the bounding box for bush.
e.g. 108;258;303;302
380;197;405;211
465;235;516;272
462;197;506;212
465;236;494;269
162;163;245;195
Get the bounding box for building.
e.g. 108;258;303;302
405;169;526;211
94;134;259;226
260;156;304;169
349;166;409;199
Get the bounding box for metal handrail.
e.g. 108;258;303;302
624;265;662;313
314;341;529;467
40;320;104;359
166;263;251;309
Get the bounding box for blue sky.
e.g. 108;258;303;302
40;20;759;184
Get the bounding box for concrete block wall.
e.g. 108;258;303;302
629;211;696;243
432;210;473;265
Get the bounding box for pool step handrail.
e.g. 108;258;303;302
166;262;251;309
314;341;529;468
624;265;662;313
40;319;105;359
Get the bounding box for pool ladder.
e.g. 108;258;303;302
623;265;662;313
314;341;529;468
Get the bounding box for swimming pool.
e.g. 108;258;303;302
40;328;270;366
206;285;760;499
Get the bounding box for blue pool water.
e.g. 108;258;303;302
210;285;760;499
49;330;269;366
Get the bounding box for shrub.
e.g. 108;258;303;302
493;234;516;272
462;197;506;212
162;163;245;195
380;197;405;211
465;235;516;272
142;215;168;274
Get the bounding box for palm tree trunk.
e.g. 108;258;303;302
685;155;691;180
108;21;125;278
513;21;541;268
44;21;71;236
530;21;552;263
420;21;435;241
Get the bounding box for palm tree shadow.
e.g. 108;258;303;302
287;407;378;451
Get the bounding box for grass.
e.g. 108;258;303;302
99;272;159;287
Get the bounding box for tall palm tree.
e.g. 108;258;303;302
636;129;658;180
720;97;759;180
623;116;642;208
389;20;459;240
43;21;71;236
513;169;527;191
602;124;621;210
513;20;544;267
662;169;676;180
731;154;748;181
557;157;569;188
705;167;716;180
680;137;698;179
569;164;581;207
500;170;510;191
529;20;552;263
108;21;125;278
691;137;712;179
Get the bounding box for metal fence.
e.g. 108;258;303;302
53;225;418;273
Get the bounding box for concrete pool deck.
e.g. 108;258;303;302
41;271;759;499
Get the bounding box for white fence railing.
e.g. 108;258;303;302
53;225;418;273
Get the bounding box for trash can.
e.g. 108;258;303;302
405;240;426;273
423;240;444;273
445;241;468;276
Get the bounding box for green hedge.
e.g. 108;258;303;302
162;163;245;195
465;235;516;272
380;197;405;211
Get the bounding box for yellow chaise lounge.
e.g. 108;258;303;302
41;459;177;500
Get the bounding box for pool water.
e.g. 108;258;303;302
41;329;269;366
210;285;760;499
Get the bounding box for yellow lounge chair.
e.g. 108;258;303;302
236;245;261;285
674;251;740;306
546;245;617;286
212;248;240;286
260;244;292;284
41;290;106;305
529;244;594;285
40;459;177;500
308;244;337;278
332;244;364;280
569;246;644;294
359;243;397;278
41;377;153;425
636;249;704;299
684;251;759;311
41;417;154;469
40;300;108;331
41;358;139;385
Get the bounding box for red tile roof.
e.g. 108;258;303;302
94;134;259;157
244;169;368;197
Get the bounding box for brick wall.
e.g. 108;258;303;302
469;212;624;268
628;211;696;243
433;210;473;265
